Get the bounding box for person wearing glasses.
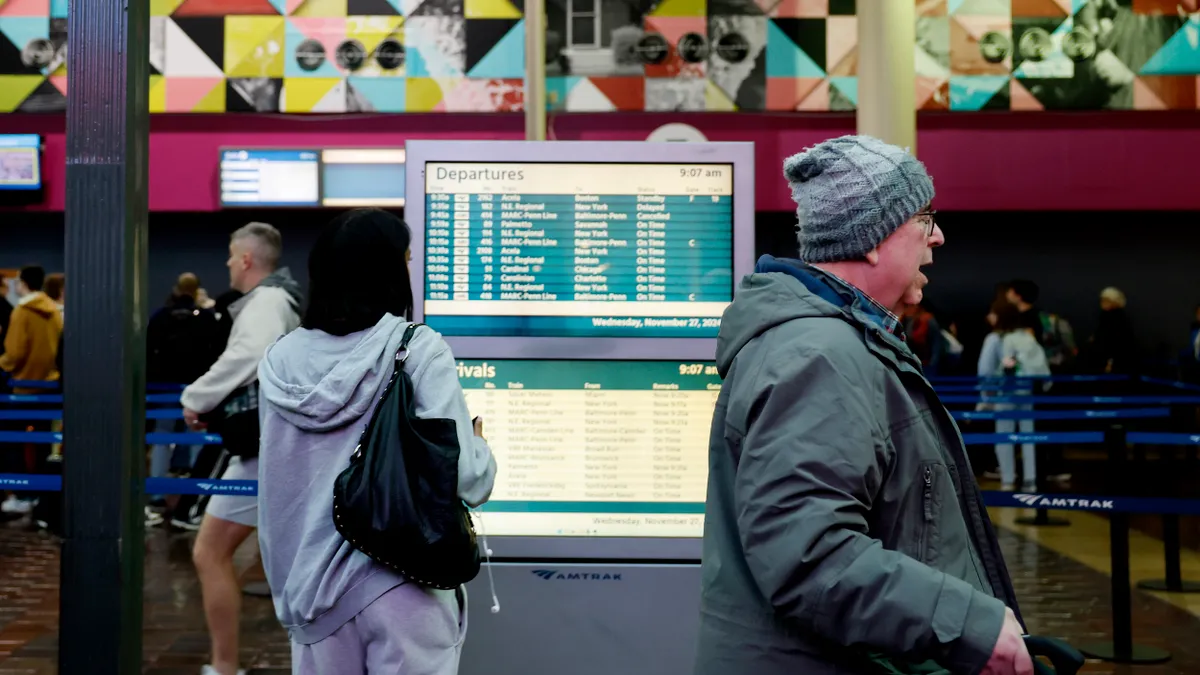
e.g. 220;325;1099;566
696;136;1033;675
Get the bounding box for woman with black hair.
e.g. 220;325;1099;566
256;208;496;674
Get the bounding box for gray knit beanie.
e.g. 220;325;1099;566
784;135;935;264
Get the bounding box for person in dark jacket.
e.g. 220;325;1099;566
697;136;1032;675
146;273;225;386
1083;286;1138;375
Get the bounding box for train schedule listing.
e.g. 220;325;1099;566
423;162;734;338
459;359;721;538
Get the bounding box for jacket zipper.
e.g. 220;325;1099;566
863;326;1022;616
926;381;1021;613
923;466;933;522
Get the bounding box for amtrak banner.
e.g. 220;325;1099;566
981;491;1200;516
4;474;1200;516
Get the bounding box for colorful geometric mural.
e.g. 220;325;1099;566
0;0;1198;112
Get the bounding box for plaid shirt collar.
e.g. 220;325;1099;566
754;255;905;340
811;267;904;338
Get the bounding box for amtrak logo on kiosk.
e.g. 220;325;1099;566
532;570;623;581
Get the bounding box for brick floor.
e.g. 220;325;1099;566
2;517;1199;674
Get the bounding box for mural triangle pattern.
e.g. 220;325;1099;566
15;77;61;111
765;19;823;78
347;0;400;13
164;17;224;76
466;18;522;77
3;0;1200;114
648;0;705;17
949;74;1007;109
1140;23;1200;76
464;0;520;19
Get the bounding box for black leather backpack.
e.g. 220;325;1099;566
332;323;481;589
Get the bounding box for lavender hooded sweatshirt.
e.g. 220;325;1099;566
256;314;497;646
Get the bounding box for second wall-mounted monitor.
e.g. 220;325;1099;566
0;134;43;193
405;140;756;360
321;148;406;207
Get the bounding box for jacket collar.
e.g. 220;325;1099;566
755;255;924;375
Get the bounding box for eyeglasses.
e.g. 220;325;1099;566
914;210;937;237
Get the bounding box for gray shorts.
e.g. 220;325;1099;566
292;583;468;675
205;456;258;528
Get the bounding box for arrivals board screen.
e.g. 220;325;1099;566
459;359;720;538
0;134;41;191
423;162;734;338
220;149;320;207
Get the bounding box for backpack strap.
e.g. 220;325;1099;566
396;322;425;365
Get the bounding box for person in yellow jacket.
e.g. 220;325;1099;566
0;266;63;519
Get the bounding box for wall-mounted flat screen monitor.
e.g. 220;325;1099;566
321;148;406;208
0;134;42;191
460;358;719;560
219;148;320;207
405;140;755;360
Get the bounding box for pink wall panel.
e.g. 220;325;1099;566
1;112;1197;213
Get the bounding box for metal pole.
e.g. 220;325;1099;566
855;0;916;153
1163;514;1183;589
524;0;547;141
1109;512;1134;660
1137;513;1200;593
58;0;150;668
1079;426;1171;665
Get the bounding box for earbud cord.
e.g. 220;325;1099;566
475;509;500;613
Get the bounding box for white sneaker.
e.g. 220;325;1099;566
170;515;202;531
1;496;33;515
144;507;164;527
200;665;245;675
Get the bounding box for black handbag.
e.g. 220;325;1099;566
200;382;260;459
332;323;481;590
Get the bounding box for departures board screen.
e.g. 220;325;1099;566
423;162;734;339
460;359;720;538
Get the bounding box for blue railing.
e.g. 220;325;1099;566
953;407;1170;421
939;394;1200;405
0;431;222;445
962;432;1105;445
2;473;1198;517
930;374;1129;383
0;393;183;405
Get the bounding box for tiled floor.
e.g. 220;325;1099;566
3;514;1200;674
0;521;288;675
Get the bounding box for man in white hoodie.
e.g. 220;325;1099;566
181;222;303;675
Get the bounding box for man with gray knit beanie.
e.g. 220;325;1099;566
696;136;1034;675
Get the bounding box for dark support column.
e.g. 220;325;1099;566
58;0;150;670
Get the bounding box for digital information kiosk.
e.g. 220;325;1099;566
405;140;755;675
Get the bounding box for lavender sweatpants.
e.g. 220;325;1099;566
291;583;468;675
